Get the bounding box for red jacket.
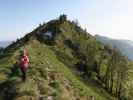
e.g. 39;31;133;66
20;55;29;69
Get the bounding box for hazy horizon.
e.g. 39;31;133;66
0;0;133;41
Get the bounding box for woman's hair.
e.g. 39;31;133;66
23;48;28;56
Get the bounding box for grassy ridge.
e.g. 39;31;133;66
0;39;114;100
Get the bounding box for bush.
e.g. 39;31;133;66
59;14;67;23
50;80;60;89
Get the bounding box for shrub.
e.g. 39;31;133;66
59;14;67;23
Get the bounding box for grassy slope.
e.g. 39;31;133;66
0;39;114;100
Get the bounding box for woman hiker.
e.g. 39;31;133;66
20;48;29;81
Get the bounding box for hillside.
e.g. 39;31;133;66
95;35;133;60
0;15;132;100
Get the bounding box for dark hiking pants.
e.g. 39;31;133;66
20;67;27;81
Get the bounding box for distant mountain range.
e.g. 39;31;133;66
0;41;12;48
95;35;133;60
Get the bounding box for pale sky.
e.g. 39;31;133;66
0;0;133;41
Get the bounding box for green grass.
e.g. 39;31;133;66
0;39;115;100
27;40;114;100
